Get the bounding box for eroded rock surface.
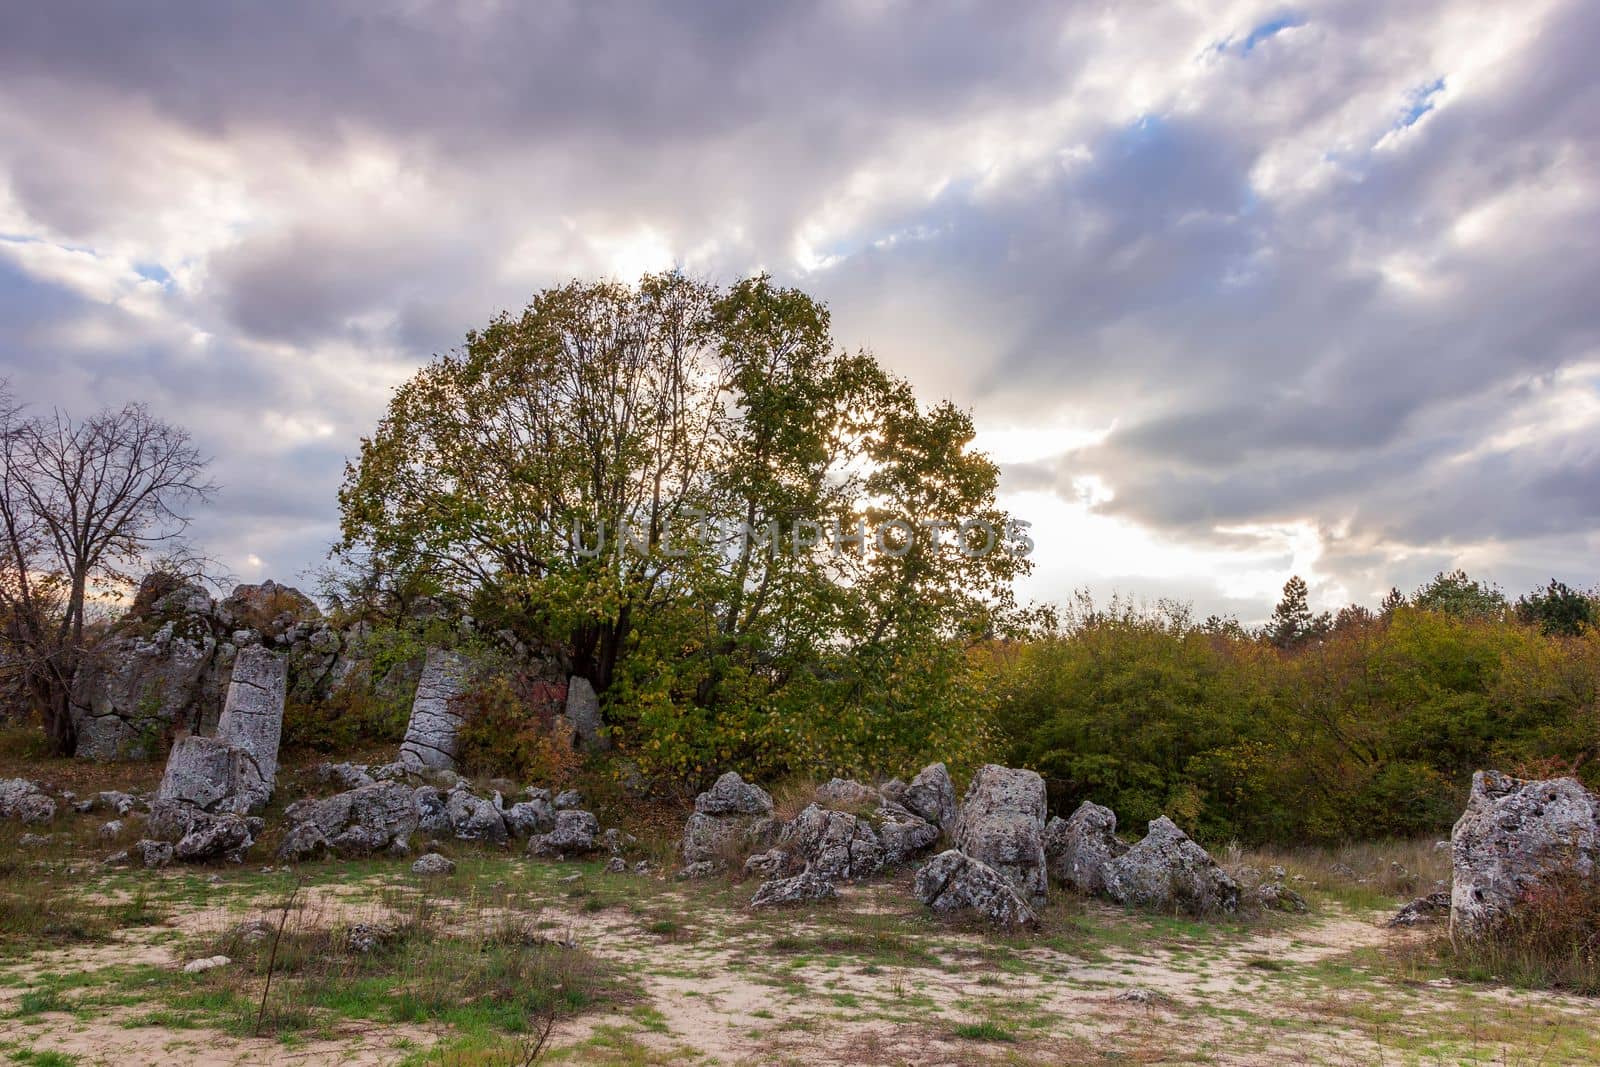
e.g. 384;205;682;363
397;648;471;771
0;778;55;824
1044;801;1127;895
914;848;1038;928
954;764;1048;903
1450;769;1600;938
1102;816;1239;915
902;762;958;830
680;771;777;872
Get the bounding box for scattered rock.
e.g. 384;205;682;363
902;762;958;830
751;868;839;908
954;764;1048;903
278;780;420;861
529;810;600;858
19;832;53;848
311;762;375;791
553;789;584;811
1254;882;1308;913
1102;817;1239;915
603;856;627;874
875;803;940;866
1044;801;1128;895
815;778;880;810
0;778;56;825
411;852;456;876
914;849;1038;929
1390;891;1451;927
502;798;555;838
345;922;396;954
444;787;508;843
98;819;124;841
1450;770;1600;938
680;772;777;871
183;955;230;974
135;839;174;868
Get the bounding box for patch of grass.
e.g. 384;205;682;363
950;1020;1016;1042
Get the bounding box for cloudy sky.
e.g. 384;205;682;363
2;1;1597;622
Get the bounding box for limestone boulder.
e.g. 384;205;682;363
1450;770;1600;938
902;762;958;831
680;771;777;871
756;803;884;883
529;810;601;858
277;780;420;861
751;868;839;909
1102;817;1239;915
954;764;1048;903
565;676;608;751
1044;801;1128;895
914;849;1038;929
875;803;941;866
0;778;55;824
815;778;880;811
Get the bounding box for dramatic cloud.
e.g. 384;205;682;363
1;0;1596;619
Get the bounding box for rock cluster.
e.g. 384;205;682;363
680;771;778;879
156;645;288;816
1101;817;1240;915
1044;801;1126;895
953;764;1049;904
914;849;1038;929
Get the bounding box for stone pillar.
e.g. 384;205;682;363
565;676;609;751
398;648;470;771
216;644;288;804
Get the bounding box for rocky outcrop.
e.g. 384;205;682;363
875;803;941;866
1102;817;1239;915
144;799;261;863
529;809;601;858
70;576;219;759
1044;801;1127;895
747;803;884;883
277;780;421;860
954;764;1048;903
914;849;1038;929
815;778;881;810
680;771;777;874
751;868;839;908
1391;891;1451;927
502;796;556;838
1450;770;1600;938
214;645;287;798
157;736;267;814
0;778;55;824
397;648;471;771
903;762;958;831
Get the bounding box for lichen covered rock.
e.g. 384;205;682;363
1102;817;1239;915
914;849;1038;928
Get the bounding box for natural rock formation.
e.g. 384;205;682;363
1390;891;1451;927
529;809;600;858
564;676;608;751
144;799;261;863
502;797;556;838
1450;770;1600;938
0;778;56;824
397;648;471;771
444;786;508;843
214;645;288;802
875;803;941;866
751;868;839;908
902;762;958;831
750;803;884;882
277;780;421;860
914;849;1038;928
1102;817;1239;915
1044;801;1128;895
412;852;456;876
815;778;881;810
680;771;777;873
954;764;1048;903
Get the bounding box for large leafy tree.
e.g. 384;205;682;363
338;273;1030;778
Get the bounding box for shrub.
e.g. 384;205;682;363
1434;874;1600;994
456;671;582;786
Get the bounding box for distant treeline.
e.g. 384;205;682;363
979;571;1600;845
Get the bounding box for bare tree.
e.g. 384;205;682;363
0;382;215;754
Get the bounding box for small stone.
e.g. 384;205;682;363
603;856;627;874
99;819;124;841
183;955;231;974
553;789;584;811
411;852;456;876
751;868;839;908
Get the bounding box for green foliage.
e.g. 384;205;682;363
1266;575;1330;649
1516;579;1597;637
986;593;1600;845
338;273;1027;784
1411;569;1507;621
455;672;582;786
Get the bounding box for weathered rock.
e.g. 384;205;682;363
69;578;219;759
445;787;508;843
0;778;56;824
603;855;627;874
183;955;230;974
397;648;471;771
134;839;174;869
771;804;884;882
529;810;601;858
99;819;124;841
553;789;584;811
311;762;375;791
879;778;908;804
1102;817;1239;915
1254;882;1308;913
1450;769;1600;938
20;833;53;848
344;922;395;954
815;778;880;811
213;644;288;807
412;852;456;876
914;849;1038;928
1044;802;1128;895
751;868;839;908
503;798;555;838
681;772;777;870
875;803;941;866
147;803;259;864
565;676;608;751
902;762;958;830
1390;891;1451;927
278;780;420;861
156;735;264;815
954;764;1048;903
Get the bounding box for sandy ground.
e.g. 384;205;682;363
4;872;1597;1066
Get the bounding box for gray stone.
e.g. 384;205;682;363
603;856;627;874
751;868;839;908
694;772;773;817
156;735;264;815
214;644;287;807
1044;802;1128;895
553;789;584;811
170;811;258;864
344;922;395;954
1102;817;1239;915
914;849;1038;928
311;762;375;791
183;955;230;974
1450;770;1600;939
397;648;470;771
0;778;56;824
773;803;884;882
680;772;777;871
503;798;555;838
445;787;508;843
903;762;958;830
99;819;124;841
412;852;456;876
278;780;420;860
954;764;1048;903
815;778;880;810
1390;891;1451;927
528;809;600;857
565;676;608;751
875;804;940;866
